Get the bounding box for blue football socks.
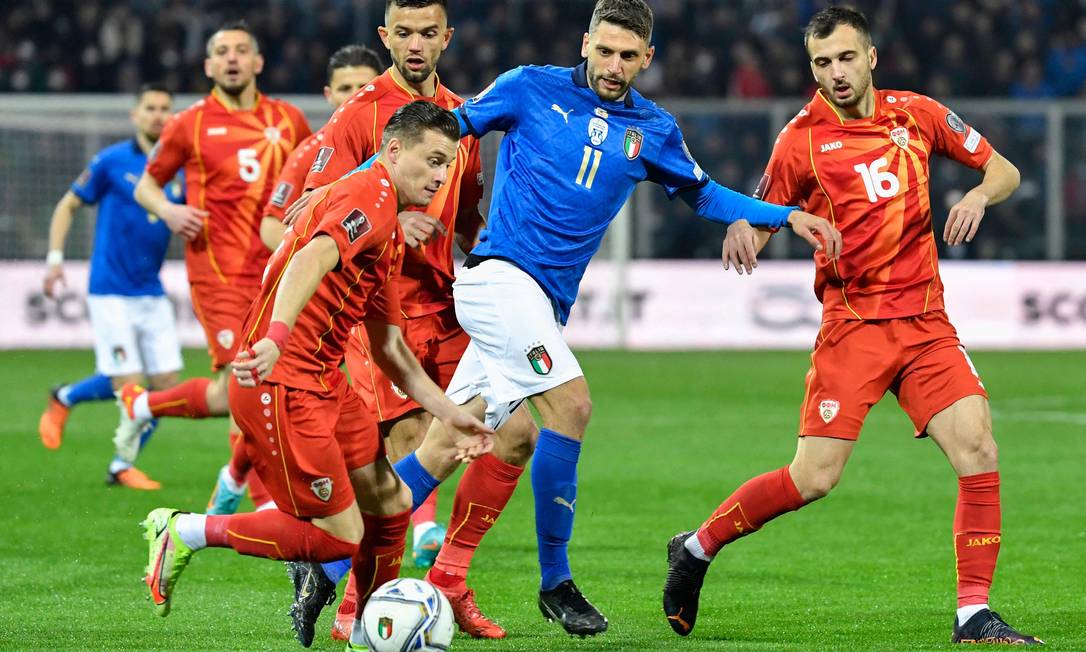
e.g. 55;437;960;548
393;452;441;511
532;428;582;591
57;373;114;407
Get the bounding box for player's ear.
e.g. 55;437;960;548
204;58;213;80
377;25;391;49
442;27;454;51
642;45;655;70
581;33;590;59
386;138;402;165
868;46;878;71
323;86;333;104
254;53;265;75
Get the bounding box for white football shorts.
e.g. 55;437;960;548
87;294;183;377
445;259;583;429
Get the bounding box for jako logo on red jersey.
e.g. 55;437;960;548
820;141;843;153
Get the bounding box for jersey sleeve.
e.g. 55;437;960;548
304;103;375;190
916;97;993;170
70;153;110;204
755;127;808;207
312;184;396;265
644;119;709;198
146;113;191;187
264;140;316;221
456;67;525;137
454;139;485;239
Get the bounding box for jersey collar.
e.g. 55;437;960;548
572;61;635;108
385;67;444;101
210;87;263;113
813;87;882;125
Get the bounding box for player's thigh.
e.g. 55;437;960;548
86;294;143;377
336;386;411;514
133;295;183;376
450;260;583;428
227;378;355;519
190;282;254;372
344;323;418;424
800;319;900;441
893;311;988;438
925;395;997;475
383;412;431;463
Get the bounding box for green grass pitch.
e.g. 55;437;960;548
0;349;1083;650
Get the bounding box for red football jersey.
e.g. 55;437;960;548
305;70;484;317
243;162;404;393
759;89;993;321
264;128;325;222
147;89;311;285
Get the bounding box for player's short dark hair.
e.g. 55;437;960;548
589;0;653;43
206;19;260;56
327;45;384;83
136;83;172;103
385;0;447;13
380;100;460;149
804;6;872;52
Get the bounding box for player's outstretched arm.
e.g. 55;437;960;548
364;319;494;462
233;235;339;387
259;216;287;251
282;189;315;227
944;151;1020;246
43;190;84;298
134;172;206;241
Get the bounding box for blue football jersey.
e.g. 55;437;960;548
70;139;184;296
458;63;790;324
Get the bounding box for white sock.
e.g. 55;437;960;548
219;465;246;494
108;458;130;475
684;532;714;562
413;521;436;547
133;392;152;420
56;385;73;407
957;603;989;625
174;513;208;550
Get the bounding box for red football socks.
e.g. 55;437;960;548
412;487;439;526
204;511;357;561
351;510;411;616
148;378;211;418
696;466;807;556
954;471;1001;607
431;453;524;582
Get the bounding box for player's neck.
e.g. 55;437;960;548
390;65;438;98
134;131;155;155
214;84;260;111
839;88;876;121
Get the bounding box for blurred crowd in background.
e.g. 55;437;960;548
1;0;1083;261
4;0;1086;99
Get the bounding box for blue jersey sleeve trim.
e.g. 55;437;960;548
679;180;794;228
70;182;97;205
456;109;477;138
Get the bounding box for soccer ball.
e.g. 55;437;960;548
360;577;455;651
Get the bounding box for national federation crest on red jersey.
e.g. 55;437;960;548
890;126;910;149
623;127;643;160
526;343;552;375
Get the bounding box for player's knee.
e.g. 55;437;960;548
964;432;998;471
566;394;593;432
795;467;841;501
499;422;537;466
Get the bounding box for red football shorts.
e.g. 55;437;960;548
345;306;469;423
800;310;987;440
228;374;384;519
189;281;258;371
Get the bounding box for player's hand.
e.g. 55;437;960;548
722;220;760;275
945;189;988;246
441;411;495;463
283;189;315;227
787;210;842;260
43;265;66;299
161;204;208;241
232;338;281;387
399;211;447;249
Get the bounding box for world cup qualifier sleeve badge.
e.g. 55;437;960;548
525;342;553;375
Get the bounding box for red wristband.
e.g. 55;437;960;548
266;320;290;352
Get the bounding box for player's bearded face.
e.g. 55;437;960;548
132;91;172;143
808;26;876;109
582;22;654;102
381;6;452;86
390;131;457;207
205;31;264;96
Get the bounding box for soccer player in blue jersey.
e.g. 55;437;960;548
39;84;185;490
379;0;843;638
